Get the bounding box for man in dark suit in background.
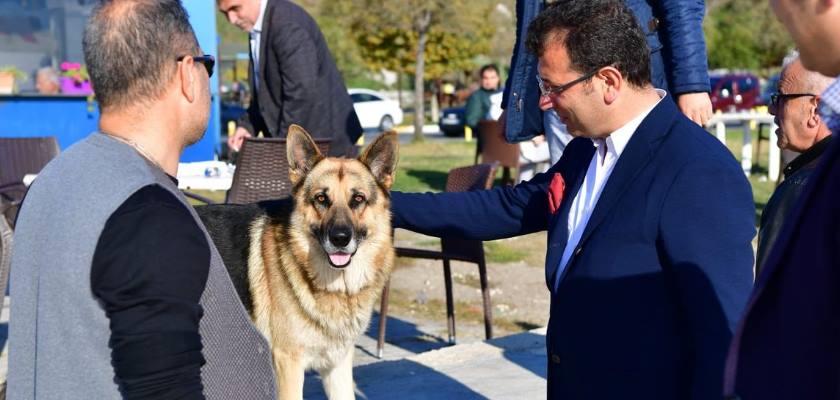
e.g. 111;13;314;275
723;0;840;398
391;1;755;398
218;0;363;157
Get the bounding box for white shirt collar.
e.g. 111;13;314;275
593;88;666;159
251;0;268;34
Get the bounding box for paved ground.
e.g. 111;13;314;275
307;321;548;399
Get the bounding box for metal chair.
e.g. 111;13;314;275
0;137;60;229
377;162;498;358
225;137;331;204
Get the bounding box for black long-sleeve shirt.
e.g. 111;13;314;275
91;184;209;399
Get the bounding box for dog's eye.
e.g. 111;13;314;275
314;194;328;204
352;194;365;204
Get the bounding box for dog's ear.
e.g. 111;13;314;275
287;124;323;186
359;131;399;190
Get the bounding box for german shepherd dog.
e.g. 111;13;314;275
197;126;398;399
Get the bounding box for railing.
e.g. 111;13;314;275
705;111;780;181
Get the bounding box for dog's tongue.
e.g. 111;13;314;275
329;252;352;267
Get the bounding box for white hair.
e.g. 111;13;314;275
36;67;60;85
781;49;834;94
781;49;799;69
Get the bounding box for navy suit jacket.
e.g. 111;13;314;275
391;98;755;399
724;137;840;400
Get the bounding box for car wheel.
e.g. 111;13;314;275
441;126;464;137
379;115;395;131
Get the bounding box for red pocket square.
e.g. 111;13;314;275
548;172;565;215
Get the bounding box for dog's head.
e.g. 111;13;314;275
286;125;398;286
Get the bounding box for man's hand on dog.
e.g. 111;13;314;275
228;127;252;152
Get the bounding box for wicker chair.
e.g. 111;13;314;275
225;137;331;204
377;162;498;358
0;137;60;228
0;137;60;330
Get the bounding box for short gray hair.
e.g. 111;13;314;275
781;49;834;94
781;49;799;69
83;0;200;112
36;67;60;85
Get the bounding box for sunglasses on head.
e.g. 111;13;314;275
177;54;215;78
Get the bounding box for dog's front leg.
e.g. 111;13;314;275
275;351;305;400
320;346;355;400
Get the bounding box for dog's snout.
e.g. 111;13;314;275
328;225;352;247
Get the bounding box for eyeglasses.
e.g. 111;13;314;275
770;92;816;107
177;54;215;78
536;70;599;97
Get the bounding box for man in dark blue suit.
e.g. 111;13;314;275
391;1;755;398
723;0;840;399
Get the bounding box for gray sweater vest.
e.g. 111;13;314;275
8;133;276;399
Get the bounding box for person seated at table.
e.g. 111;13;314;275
35;67;61;95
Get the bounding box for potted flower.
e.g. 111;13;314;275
0;66;27;94
59;62;93;95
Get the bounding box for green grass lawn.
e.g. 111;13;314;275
392;140;476;192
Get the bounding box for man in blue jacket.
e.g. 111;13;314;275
502;0;713;161
391;1;754;398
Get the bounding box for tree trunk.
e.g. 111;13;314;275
430;81;439;124
413;10;432;143
397;72;403;109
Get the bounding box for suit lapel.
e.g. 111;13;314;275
556;98;677;285
545;140;594;290
256;1;273;122
258;4;271;86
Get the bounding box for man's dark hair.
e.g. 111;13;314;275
525;0;651;88
479;64;499;77
83;0;200;111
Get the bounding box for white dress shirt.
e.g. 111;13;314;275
556;89;667;279
249;0;268;91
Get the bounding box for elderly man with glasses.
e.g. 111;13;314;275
755;53;834;274
390;1;755;398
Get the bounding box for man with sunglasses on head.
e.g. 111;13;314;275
8;1;276;398
755;52;833;275
390;1;754;398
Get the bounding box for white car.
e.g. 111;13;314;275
348;88;404;131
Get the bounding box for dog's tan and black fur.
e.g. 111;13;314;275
198;126;398;399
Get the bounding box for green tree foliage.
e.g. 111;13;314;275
704;0;793;71
334;0;499;141
307;1;372;86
